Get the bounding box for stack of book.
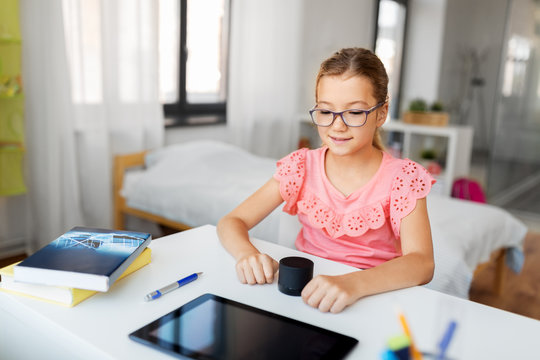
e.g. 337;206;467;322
0;227;152;307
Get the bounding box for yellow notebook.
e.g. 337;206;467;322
0;247;151;307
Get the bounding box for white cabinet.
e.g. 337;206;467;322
381;121;474;196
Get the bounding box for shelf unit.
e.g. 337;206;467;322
381;120;474;196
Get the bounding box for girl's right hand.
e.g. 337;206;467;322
235;253;278;285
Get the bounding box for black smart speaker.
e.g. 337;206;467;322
278;256;314;296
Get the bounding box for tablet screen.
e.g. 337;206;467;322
129;293;358;359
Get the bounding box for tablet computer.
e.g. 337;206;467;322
129;293;358;359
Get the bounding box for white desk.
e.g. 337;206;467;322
1;225;539;359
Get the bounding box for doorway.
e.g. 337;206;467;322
488;0;540;222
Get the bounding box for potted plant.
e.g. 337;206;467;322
419;141;442;176
403;98;449;126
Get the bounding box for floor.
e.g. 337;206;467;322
469;231;540;321
466;151;540;320
0;253;26;269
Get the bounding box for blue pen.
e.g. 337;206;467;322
436;320;457;360
144;272;203;301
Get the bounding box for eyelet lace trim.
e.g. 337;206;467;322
275;148;308;214
389;160;434;238
276;151;434;239
297;193;389;238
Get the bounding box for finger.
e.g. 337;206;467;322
301;278;316;299
318;294;337;313
235;263;247;284
242;263;257;285
249;258;267;284
330;296;348;314
261;256;276;283
253;265;267;284
272;259;279;274
304;286;325;309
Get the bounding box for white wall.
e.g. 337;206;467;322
297;0;375;112
401;0;447;114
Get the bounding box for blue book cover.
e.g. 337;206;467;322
14;227;152;292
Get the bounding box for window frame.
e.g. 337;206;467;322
163;0;230;127
372;0;409;120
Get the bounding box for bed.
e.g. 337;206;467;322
114;140;528;299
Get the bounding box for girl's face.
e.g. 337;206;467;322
315;74;387;157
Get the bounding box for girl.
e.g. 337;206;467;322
217;48;435;314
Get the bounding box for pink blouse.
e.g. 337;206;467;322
273;147;435;269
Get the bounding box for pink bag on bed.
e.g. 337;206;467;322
451;178;487;203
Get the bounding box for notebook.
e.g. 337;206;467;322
14;226;151;291
1;248;152;307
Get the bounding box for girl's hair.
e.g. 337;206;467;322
315;48;389;150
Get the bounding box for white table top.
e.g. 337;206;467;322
1;225;540;359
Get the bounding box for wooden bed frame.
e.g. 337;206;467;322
112;152;508;295
113;151;191;233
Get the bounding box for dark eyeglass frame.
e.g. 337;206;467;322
308;101;386;127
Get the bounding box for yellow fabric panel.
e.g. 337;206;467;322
0;0;25;196
0;0;21;40
0;95;24;142
0;147;25;196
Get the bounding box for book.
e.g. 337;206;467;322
13;227;152;291
0;248;152;307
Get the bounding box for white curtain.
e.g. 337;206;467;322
228;0;302;159
21;0;163;248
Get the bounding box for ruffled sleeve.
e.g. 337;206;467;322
389;159;436;239
273;148;308;215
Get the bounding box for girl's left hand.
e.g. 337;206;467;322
301;273;360;313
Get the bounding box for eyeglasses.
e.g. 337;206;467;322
309;101;385;127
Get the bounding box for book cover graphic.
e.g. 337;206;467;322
15;227;151;290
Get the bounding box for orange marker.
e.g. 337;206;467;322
396;308;423;360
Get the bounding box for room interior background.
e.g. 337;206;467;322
0;0;538;256
438;0;540;221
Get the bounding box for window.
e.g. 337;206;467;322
502;35;530;98
159;0;230;126
373;0;408;119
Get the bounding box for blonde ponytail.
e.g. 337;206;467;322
373;129;385;151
